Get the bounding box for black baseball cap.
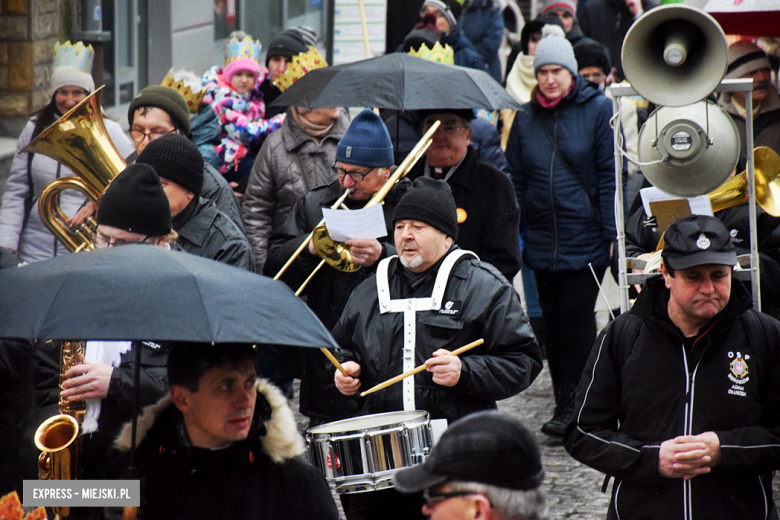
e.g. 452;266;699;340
393;411;544;493
662;215;737;271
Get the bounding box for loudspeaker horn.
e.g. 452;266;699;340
638;100;739;197
622;5;728;107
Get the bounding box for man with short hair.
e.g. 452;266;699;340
127;85;243;227
112;343;339;520
717;40;780;157
264;109;407;425
394;411;548;520
565;215;780;520
407;110;522;281
332;177;542;520
136;134;254;270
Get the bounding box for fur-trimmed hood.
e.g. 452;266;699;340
114;378;305;463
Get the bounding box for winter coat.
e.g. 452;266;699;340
264;179;410;422
408;146;522;280
242;108;350;272
441;27;486;71
460;1;504;82
0;117;134;263
332;247;543;424
385;111;509;174
577;0;657;77
717;85;780;158
33;341;169;480
201;66;285;174
506;78;624;272
565;277;780;520
110;379;339;520
175;197;254;271
0;339;34;496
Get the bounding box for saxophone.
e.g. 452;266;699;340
34;341;86;517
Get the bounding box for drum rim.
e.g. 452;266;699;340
306;410;430;436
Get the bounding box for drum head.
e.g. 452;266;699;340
308;411;428;435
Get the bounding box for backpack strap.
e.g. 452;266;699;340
23;119;48;226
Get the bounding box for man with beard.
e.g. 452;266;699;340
332;177;542;520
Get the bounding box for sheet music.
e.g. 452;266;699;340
322;204;387;242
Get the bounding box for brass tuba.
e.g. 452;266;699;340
709;147;780;217
23;86;127;253
34;341;86;517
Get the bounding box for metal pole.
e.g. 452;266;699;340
744;81;761;311
611;88;629;313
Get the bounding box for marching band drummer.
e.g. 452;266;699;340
264;109;412;426
332;177;543;520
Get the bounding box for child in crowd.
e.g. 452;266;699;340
201;32;285;193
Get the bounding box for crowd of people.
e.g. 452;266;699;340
2;1;780;519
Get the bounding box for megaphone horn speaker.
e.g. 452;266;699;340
622;5;728;107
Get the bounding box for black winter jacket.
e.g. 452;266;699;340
565;278;780;520
110;379;338;520
175;197;254;272
331;247;542;423
264;179;411;421
408;146;522;281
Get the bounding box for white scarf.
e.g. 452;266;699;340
506;53;537;105
81;340;132;434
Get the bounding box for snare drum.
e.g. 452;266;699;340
306;411;432;494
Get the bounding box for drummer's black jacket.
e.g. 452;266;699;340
565;278;780;520
331;247;543;423
264;178;411;422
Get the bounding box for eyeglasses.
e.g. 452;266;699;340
422;489;479;507
422;120;467;136
581;72;606;84
130;128;175;143
91;230;151;249
331;163;374;182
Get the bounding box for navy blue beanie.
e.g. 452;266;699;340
336;109;394;168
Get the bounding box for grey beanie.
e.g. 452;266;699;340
533;24;578;76
421;0;462;29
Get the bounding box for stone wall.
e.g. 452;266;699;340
0;0;60;138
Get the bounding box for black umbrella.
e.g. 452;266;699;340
0;245;337;347
0;245;338;478
271;53;523;111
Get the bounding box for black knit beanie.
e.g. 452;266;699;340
128;86;191;136
265;29;309;66
97;163;172;236
520;15;562;55
573;37;611;76
393;177;459;239
136;134;204;195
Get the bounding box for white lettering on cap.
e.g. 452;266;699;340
696;233;710;250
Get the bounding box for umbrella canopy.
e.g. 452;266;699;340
683;0;780;37
271;53;523;111
0;245;337;348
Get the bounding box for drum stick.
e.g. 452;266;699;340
359;339;485;397
321;347;348;377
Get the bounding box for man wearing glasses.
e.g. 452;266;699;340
407;110;522;282
32;163;172;517
265;109;410;428
394;411;548;520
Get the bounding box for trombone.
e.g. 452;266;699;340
274;120;441;295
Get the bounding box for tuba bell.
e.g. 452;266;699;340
22;86;127;253
33;340;86;518
709;147;780;217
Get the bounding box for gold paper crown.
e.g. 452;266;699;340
53;41;95;74
274;46;328;92
225;36;262;66
161;68;206;113
408;42;454;65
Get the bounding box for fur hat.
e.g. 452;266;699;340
574;37;611;76
336;109;394;168
534;24;577;76
136;134;204;195
97;163;172;236
393;176;459;240
128;86;192;136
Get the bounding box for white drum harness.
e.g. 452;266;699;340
375;249;478;411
